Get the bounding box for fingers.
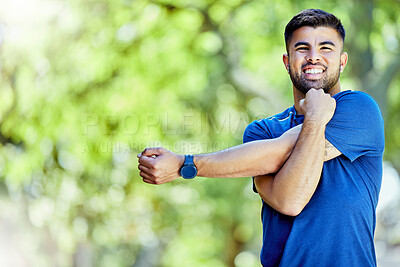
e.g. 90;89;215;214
138;164;151;173
138;162;155;180
137;147;179;185
140;147;164;157
299;98;305;107
306;88;324;96
143;178;156;184
139;170;156;184
139;169;166;185
138;163;164;184
137;151;160;184
138;155;155;168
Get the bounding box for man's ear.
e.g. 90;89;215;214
340;52;348;73
283;54;289;73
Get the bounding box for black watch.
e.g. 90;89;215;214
180;155;197;179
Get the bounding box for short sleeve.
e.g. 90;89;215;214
325;91;384;162
243;120;273;144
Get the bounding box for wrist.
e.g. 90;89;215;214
302;117;326;135
304;114;328;126
175;154;185;176
193;155;202;176
180;155;198;179
177;154;185;168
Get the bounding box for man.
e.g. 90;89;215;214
137;9;384;266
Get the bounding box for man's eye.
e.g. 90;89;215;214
321;46;332;51
296;47;308;51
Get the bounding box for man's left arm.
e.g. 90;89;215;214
325;139;342;161
253;89;338;216
253;138;341;216
255;91;384;216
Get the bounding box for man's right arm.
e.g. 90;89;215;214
137;125;301;184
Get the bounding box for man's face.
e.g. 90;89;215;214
283;26;348;95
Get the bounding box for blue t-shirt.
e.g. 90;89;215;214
243;90;384;267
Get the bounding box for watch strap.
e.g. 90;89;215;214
184;154;194;165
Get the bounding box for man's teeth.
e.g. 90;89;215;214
305;69;323;74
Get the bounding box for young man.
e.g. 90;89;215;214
137;9;384;266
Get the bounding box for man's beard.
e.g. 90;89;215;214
289;63;341;94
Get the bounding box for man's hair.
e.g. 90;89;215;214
284;9;345;49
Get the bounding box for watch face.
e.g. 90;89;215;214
181;165;197;179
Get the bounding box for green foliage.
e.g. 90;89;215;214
0;0;399;266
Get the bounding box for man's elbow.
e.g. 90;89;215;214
276;202;305;217
256;179;306;216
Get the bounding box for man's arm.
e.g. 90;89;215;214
325;139;341;161
137;128;341;185
137;124;301;184
254;89;338;216
138;90;341;185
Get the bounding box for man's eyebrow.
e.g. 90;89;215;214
320;41;336;46
294;42;310;48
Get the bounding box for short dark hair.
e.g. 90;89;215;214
284;9;345;49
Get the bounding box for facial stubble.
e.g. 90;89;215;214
288;61;341;95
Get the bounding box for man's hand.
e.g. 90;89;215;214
137;147;184;185
299;88;336;125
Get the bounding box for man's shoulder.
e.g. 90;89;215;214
334;90;378;106
333;90;383;116
243;106;295;142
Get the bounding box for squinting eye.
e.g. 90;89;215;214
321;47;332;51
296;47;308;51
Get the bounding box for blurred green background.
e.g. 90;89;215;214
0;0;400;266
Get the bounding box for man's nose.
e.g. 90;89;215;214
305;48;321;63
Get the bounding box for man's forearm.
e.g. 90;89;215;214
194;125;301;178
255;118;326;216
137;125;301;184
254;89;337;216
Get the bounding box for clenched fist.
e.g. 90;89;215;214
137;147;184;185
299;88;336;126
